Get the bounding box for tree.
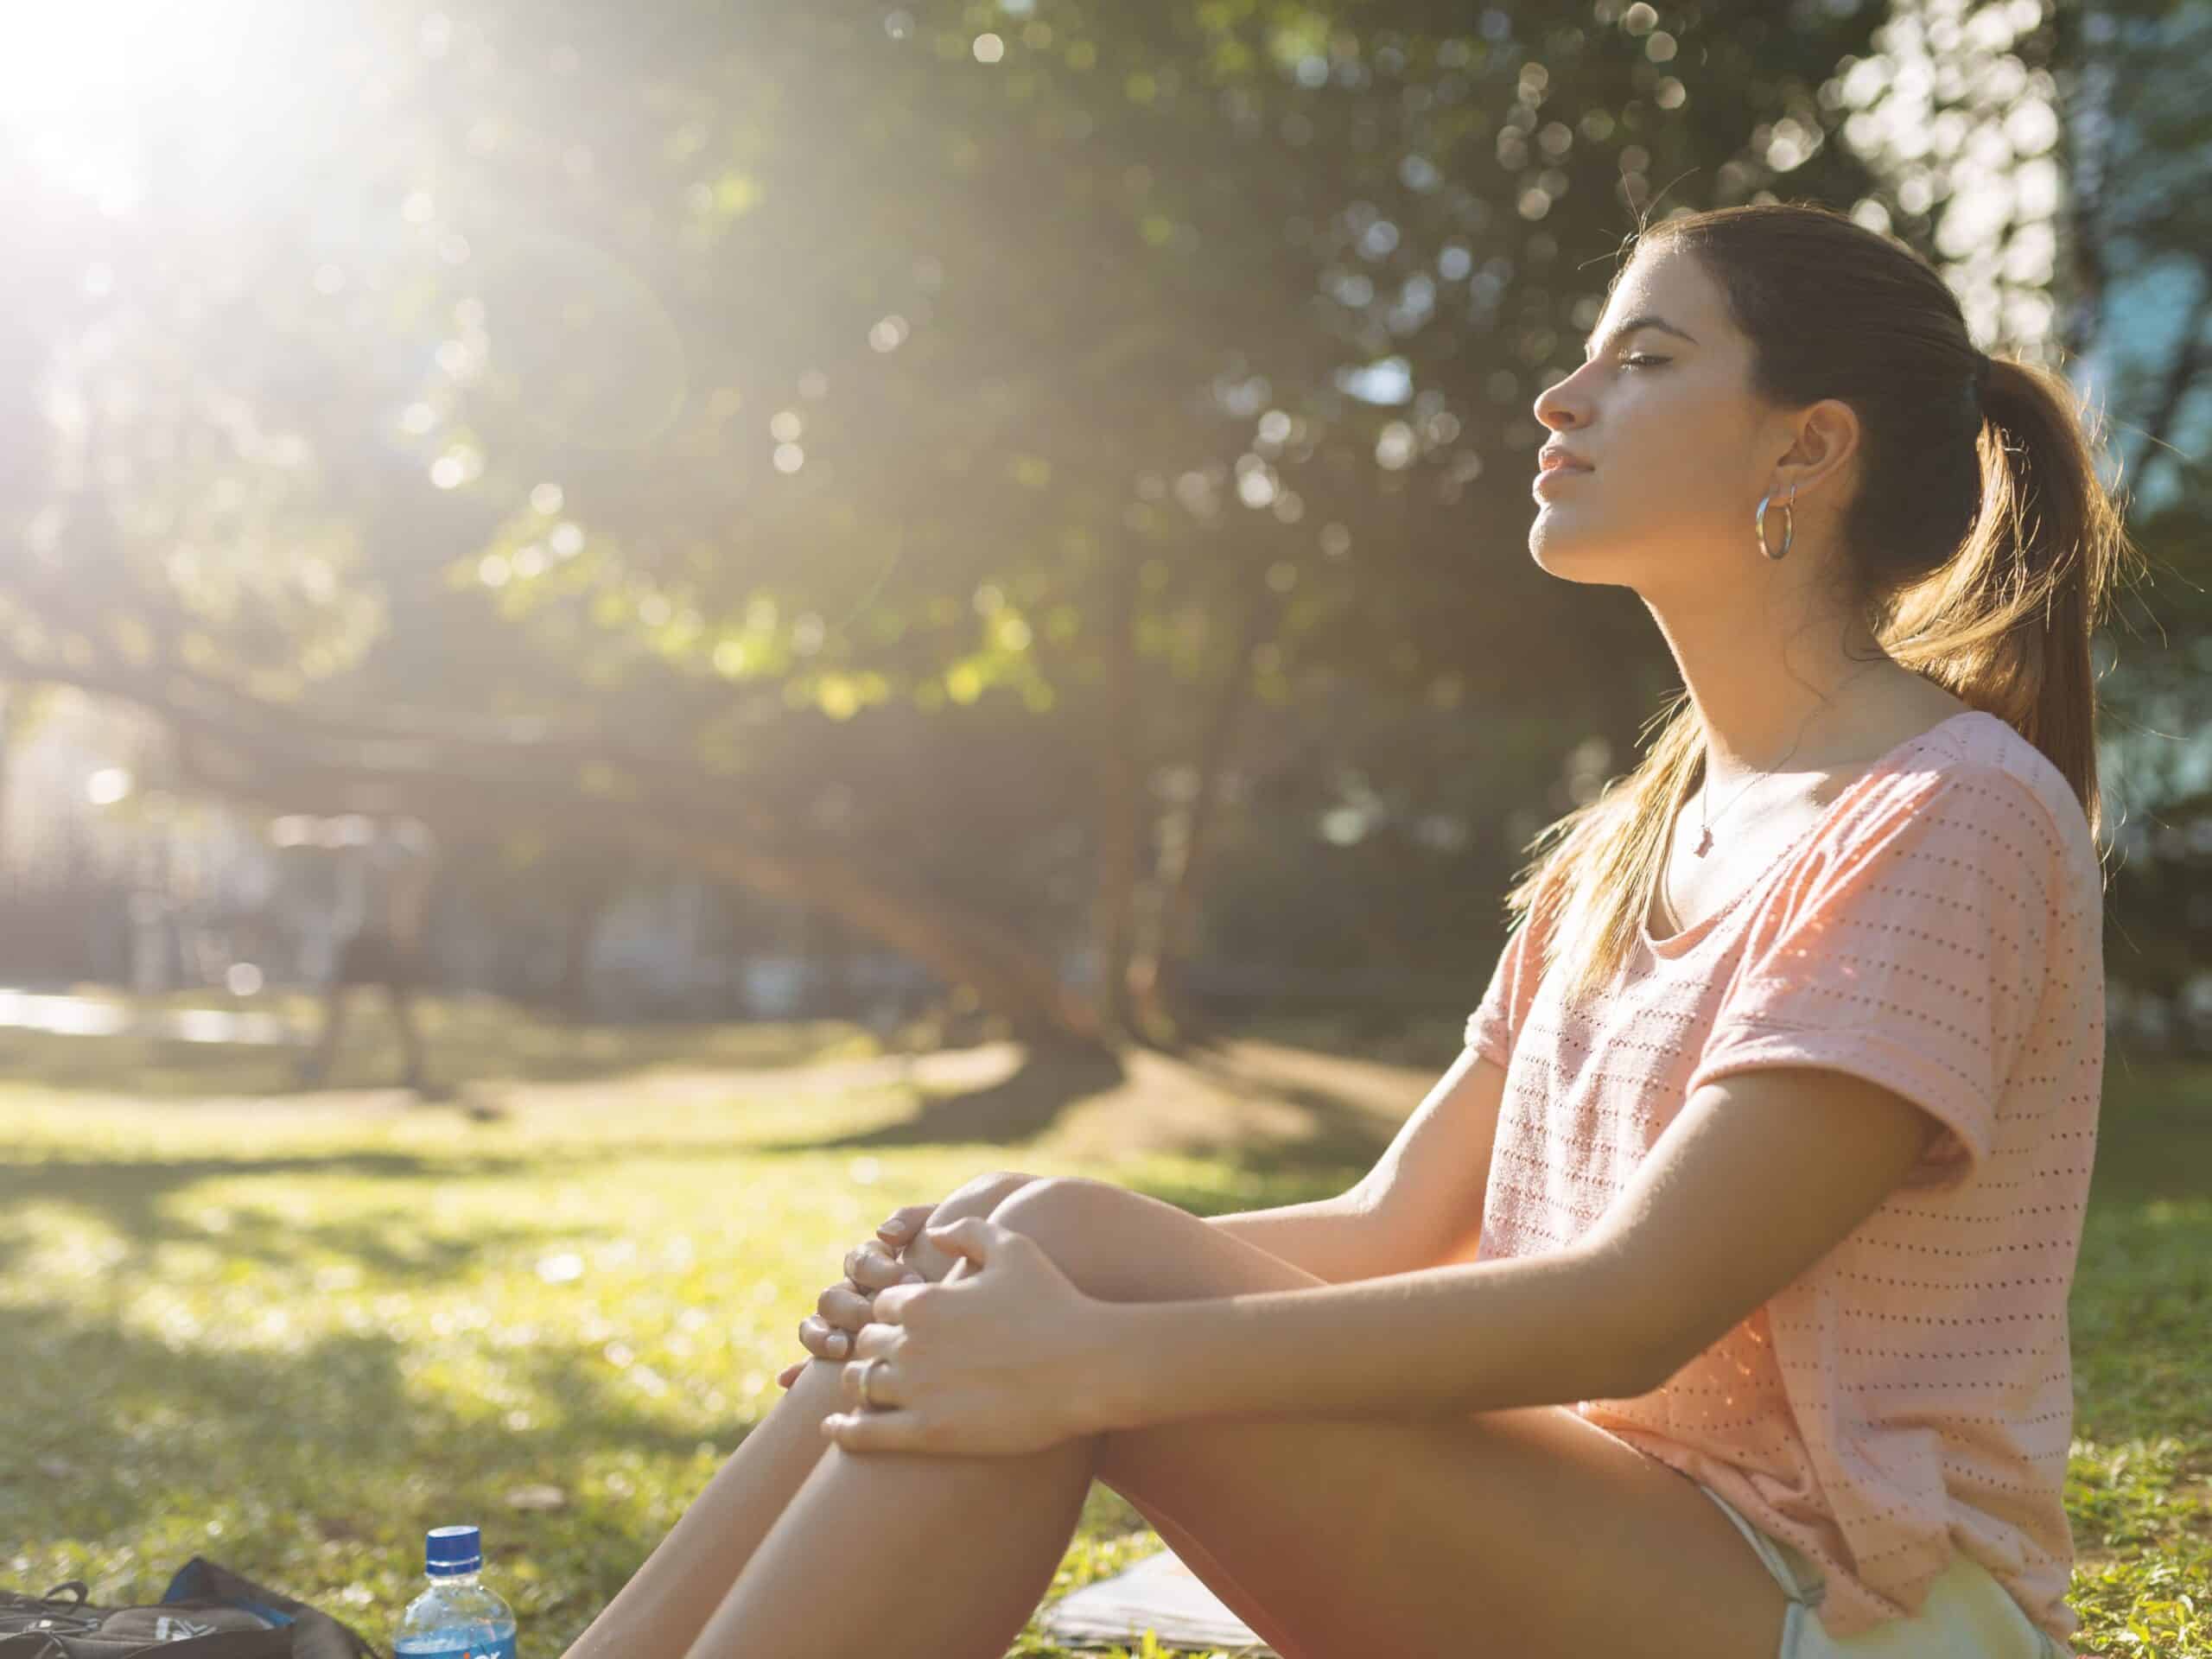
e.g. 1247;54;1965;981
16;0;2185;1046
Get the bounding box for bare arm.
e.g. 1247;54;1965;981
1091;1241;1653;1431
1086;1063;1939;1432
1205;1042;1507;1283
1199;1197;1399;1284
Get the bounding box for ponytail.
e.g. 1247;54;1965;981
1881;353;2134;837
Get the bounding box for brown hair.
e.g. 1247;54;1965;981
1504;201;2142;1007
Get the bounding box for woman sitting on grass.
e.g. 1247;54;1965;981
556;200;2130;1659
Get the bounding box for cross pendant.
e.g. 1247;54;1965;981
1691;825;1714;857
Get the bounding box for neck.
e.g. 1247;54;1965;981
1643;579;1900;794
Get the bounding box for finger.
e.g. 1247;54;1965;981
923;1215;1012;1268
844;1240;904;1283
859;1281;929;1325
776;1361;803;1389
822;1409;925;1455
849;1250;924;1292
876;1205;934;1246
798;1315;852;1359
839;1357;895;1410
817;1283;874;1328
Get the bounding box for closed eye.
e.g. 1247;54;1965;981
1623;354;1668;368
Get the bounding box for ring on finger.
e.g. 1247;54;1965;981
857;1355;889;1409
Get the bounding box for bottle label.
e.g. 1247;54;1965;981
399;1639;515;1659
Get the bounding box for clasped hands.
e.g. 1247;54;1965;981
778;1173;1119;1457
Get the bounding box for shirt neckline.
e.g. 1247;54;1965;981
1639;709;1994;958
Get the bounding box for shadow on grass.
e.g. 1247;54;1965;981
0;1001;868;1100
751;1041;1131;1154
744;1038;1401;1188
0;1151;537;1280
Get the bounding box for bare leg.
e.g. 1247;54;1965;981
297;985;347;1087
558;1173;1045;1658
683;1431;1097;1658
385;980;428;1090
556;1358;854;1659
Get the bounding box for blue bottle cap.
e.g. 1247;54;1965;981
425;1525;482;1576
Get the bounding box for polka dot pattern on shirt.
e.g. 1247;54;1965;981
1461;711;2100;1649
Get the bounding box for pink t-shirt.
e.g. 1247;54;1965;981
1465;710;2101;1648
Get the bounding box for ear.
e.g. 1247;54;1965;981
1777;395;1860;502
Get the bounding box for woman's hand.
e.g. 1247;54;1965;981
776;1217;930;1389
777;1172;1039;1389
821;1217;1119;1458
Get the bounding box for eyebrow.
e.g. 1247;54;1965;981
1585;314;1700;359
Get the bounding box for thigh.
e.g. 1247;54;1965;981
988;1179;1792;1659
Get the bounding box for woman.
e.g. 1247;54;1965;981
557;201;2130;1658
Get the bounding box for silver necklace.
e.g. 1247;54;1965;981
1659;731;1809;936
1688;733;1806;857
1683;662;1885;858
1662;664;1899;944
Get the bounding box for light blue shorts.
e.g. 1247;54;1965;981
1693;1484;2067;1659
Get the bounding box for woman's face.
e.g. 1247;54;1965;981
1529;244;1808;598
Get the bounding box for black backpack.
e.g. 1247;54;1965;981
0;1559;384;1658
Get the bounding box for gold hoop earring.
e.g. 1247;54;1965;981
1755;481;1796;561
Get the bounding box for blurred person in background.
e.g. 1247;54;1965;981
296;816;439;1094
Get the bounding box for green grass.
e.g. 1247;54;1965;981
1;1000;2205;1656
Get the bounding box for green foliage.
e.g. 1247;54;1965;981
2;0;1901;748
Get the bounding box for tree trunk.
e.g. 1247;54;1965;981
0;683;12;882
1128;579;1274;1046
173;736;1111;1052
558;864;617;1021
1090;556;1143;1043
17;658;1117;1054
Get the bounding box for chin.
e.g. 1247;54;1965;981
1527;518;1624;583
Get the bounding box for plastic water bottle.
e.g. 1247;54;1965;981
393;1525;518;1658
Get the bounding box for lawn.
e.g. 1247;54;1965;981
2;998;2205;1656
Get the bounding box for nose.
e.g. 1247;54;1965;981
1531;360;1593;435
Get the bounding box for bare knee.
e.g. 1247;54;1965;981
950;1168;1040;1209
990;1177;1326;1306
897;1169;1042;1281
986;1178;1151;1298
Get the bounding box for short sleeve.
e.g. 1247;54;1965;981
1465;908;1550;1069
1684;766;2063;1194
